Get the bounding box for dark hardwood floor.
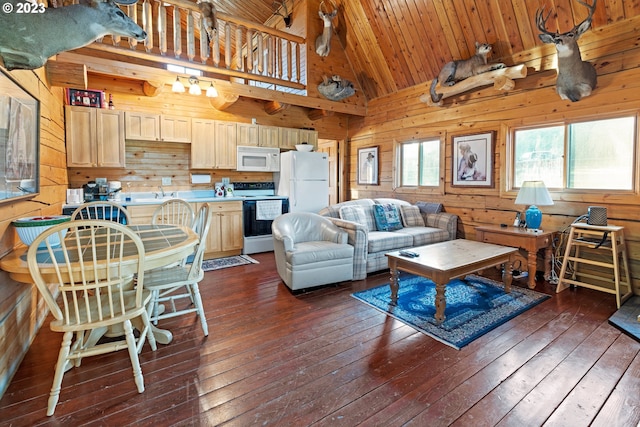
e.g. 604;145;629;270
1;252;639;426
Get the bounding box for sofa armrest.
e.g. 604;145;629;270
424;212;458;240
325;217;369;280
320;222;348;244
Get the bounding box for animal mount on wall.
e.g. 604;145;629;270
0;0;146;71
536;0;597;102
318;75;355;101
272;0;292;28
315;0;337;57
198;0;218;42
429;42;505;105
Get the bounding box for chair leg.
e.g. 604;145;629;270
140;310;157;352
123;319;145;393
47;331;73;416
190;282;208;336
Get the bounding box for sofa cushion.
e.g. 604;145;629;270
368;231;413;253
397;226;450;246
416;201;443;214
373;204;403;231
339;205;369;229
400;205;425;227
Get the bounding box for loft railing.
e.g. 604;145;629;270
85;0;306;91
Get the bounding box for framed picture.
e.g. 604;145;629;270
358;146;379;185
0;68;40;204
66;88;104;108
452;131;494;187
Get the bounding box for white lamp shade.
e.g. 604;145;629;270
189;82;202;95
206;83;218;98
514;181;554;206
172;77;185;93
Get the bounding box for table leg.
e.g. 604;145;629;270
389;261;399;305
503;257;513;293
151;325;173;345
544;246;553;281
434;281;446;323
527;250;537;289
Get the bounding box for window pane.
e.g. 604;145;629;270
567;117;635;190
401;142;419;186
514;126;564;188
419;139;440;186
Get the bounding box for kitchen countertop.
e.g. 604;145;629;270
63;190;287;209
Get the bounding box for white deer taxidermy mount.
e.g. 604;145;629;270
315;0;337;57
0;0;147;71
198;0;217;41
318;75;355;101
536;0;598;102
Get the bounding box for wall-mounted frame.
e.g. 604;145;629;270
358;146;379;185
65;88;103;108
0;69;40;204
452;131;494;187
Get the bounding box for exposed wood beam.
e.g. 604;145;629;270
209;91;239;110
142;81;164;97
307;109;335;120
45;61;87;88
56;52;367;116
264;100;289;115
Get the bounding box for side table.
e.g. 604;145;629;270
475;225;554;289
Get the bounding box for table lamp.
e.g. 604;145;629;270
514;180;554;230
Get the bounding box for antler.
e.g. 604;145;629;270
536;0;596;35
575;0;597;29
272;0;292;28
319;0;337;14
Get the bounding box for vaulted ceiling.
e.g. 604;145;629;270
218;0;640;101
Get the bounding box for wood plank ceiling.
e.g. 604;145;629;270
194;0;640;101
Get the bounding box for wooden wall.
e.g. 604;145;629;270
347;16;640;295
67;82;351;190
0;69;66;397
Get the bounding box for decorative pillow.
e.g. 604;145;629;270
339;205;369;229
400;205;425;227
373;204;403;231
416;201;443;214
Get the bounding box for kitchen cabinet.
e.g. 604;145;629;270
201;201;243;259
299;129;319;148
258;125;280;148
65;106;126;168
126;204;157;225
279;127;300;150
191;119;237;169
125;112;191;142
237;122;259;146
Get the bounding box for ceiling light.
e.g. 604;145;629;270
188;76;202;95
172;76;185;93
206;82;218;98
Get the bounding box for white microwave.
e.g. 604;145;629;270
236;146;280;172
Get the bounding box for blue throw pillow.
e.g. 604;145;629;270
373;204;403;231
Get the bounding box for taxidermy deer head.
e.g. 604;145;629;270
536;0;598;102
315;0;337;57
272;0;292;28
0;0;147;71
198;0;218;41
318;75;355;101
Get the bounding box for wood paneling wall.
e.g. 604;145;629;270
348;16;640;295
0;69;66;398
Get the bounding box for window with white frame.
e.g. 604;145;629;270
398;139;440;187
512;115;637;191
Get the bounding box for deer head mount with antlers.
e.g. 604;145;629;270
536;0;598;102
272;0;292;28
0;0;146;71
315;0;337;57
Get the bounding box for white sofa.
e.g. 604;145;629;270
318;198;458;280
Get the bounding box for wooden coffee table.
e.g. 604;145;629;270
385;239;517;323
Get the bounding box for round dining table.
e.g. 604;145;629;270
0;224;199;344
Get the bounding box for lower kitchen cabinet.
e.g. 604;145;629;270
201;201;243;259
126;205;157;225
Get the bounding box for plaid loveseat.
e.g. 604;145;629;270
318;198;458;280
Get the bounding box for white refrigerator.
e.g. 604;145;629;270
276;151;329;213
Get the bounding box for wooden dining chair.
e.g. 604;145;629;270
71;200;131;224
27;220;157;416
144;203;212;337
151;199;195;228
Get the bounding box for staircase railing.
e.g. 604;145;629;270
89;0;306;91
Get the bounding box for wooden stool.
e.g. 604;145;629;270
556;223;632;308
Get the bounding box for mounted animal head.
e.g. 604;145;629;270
0;0;146;70
315;0;337;57
536;0;598;102
318;75;355;101
198;0;218;41
272;0;292;28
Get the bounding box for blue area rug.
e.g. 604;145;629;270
608;295;640;343
352;274;550;349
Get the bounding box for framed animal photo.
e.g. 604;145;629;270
358;146;379;185
452;131;494;187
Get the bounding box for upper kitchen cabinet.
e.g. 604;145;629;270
279;127;300;150
258;125;280;148
66;106;126;168
237;122;259;146
125;112;191;142
299;129;318;148
191;119;237;169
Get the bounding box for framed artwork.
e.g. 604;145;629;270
0;68;40;204
66;88;104;108
452;131;494;187
358;146;379;185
